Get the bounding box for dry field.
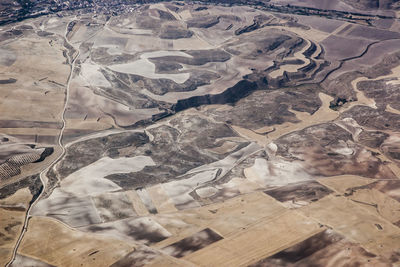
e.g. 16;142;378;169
1;1;400;266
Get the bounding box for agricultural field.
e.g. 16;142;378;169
1;0;400;266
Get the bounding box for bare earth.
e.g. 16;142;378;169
1;1;400;266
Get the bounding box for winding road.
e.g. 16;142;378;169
5;19;80;267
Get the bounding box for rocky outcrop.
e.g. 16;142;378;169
172;80;258;112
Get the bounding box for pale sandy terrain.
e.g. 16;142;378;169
244;158;313;187
2;2;400;267
59;156;154;196
350;188;400;224
317;175;376;193
184;211;322;267
350;65;400;110
31;156;155;227
19;216;134;267
0;38;69;122
161;142;260;209
80;61;112;87
0;189;33;266
269;39;311;78
109;51;192;84
146;184;178;214
300;195;400;258
154;192;288;248
386;104;400;114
